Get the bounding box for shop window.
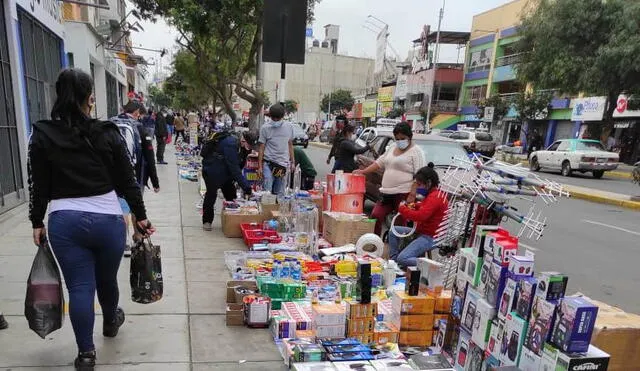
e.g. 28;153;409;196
467;48;493;73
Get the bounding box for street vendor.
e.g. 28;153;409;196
388;165;448;268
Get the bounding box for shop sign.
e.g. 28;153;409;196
362;100;377;118
16;0;63;37
377;101;393;117
571;96;607;121
613;94;640;118
377;86;395;102
395;75;408;99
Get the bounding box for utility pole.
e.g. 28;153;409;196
425;0;445;132
256;27;265;129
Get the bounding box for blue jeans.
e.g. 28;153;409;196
262;161;285;195
48;210;126;352
388;226;436;267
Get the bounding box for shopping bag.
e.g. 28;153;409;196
24;237;65;338
166;132;172;144
130;237;163;304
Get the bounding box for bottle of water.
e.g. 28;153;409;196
272;260;281;279
281;260;291;280
291;261;302;281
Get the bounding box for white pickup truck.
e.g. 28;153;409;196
529;139;619;179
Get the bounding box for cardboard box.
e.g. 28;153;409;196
347;317;375;335
498;277;518;322
589;297;640;371
322;212;375;246
373;321;399;345
551;296;598;353
346;300;378;319
399;330;433;347
472;225;501;258
515;276;537;320
485;260;508;310
226;303;244;326
326;172;366;194
519;347;542;371
535;272;568;302
261;203;279;220
323;193;365;214
461;287;482;333
353;333;375;345
524;296;557;355
221;210;264;238
392;291;435;315
499;312;528;366
470;298;496;349
554;344;610;371
508;255;534;277
226;280;258;304
398;314;434;331
453;329;471;371
435;290;453;314
313;303;346;326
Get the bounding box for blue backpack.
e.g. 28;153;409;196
110;115;142;167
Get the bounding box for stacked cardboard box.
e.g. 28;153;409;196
391;291;436;347
323;172;366;214
322;212;375;246
345;300;378;344
312;303;346;339
225;280;258;326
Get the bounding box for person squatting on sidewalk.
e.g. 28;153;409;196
28;68;156;370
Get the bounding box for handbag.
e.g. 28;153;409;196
266;160;287;178
130;236;163;304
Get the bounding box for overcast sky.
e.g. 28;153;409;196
129;0;514;76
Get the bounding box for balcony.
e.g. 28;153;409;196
496;53;524;67
499;92;520;103
433;100;459;113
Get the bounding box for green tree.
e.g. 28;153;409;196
516;0;640;129
148;85;171;109
386;107;405;119
514;91;553;123
477;94;509;123
283;99;298;114
320;89;354;113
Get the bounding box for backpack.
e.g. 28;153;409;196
110;116;141;167
200;131;231;159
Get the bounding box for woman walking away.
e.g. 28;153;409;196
335;124;370;173
28;69;155;370
388;165;448;268
355;122;425;235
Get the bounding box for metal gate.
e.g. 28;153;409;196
18;8;62;127
106;72;118;117
0;0;24;213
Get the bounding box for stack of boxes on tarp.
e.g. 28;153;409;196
448;226;609;370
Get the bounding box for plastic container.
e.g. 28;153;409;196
242;229;282;248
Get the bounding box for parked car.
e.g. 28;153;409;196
448;130;496;157
292;124;309;148
356;132;468;201
529;139;619;179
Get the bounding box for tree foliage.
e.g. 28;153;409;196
516;0;640;123
283;99;298;114
477;94;509;122
320;89;354;113
514;91;554;122
386;107;405;119
148;85;172;109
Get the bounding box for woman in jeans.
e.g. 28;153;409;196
355;122;425;235
29;69;154;370
388;166;448;268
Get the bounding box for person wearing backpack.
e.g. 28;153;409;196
28;69;155;369
200;130;253;231
110;101;159;256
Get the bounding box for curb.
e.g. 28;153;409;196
310;142;332;150
515;161;633;180
565;186;640;211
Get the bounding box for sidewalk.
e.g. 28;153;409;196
0;147;286;370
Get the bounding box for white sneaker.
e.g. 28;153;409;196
203;223;213;231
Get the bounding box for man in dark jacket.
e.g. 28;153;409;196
142;108;156;137
200;130;253;231
155;111;168;164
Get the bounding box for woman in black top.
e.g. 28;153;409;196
334;124;370;173
28;69;154;370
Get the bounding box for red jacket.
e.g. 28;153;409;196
398;191;448;238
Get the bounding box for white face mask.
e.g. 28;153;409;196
396;139;410;150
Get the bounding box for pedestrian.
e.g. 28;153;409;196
155;111;168;164
110;101;160;256
239;131;257;169
293;147;317;190
174;112;186;144
355;122;425;236
257;104;295;195
388;165;448;268
28;68;155;370
200;130;253;231
326;114;347;170
527;129;542;159
141;108;155;138
334;124;370;173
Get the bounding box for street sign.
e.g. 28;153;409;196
484;107;495;122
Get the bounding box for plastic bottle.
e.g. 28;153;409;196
272;260;281;279
281;260;291;280
291;261;302;281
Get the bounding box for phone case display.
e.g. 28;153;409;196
470;298;496;349
467;341;484;371
519;347;542;371
477;252;493;297
498;277;518;322
461;287;482;333
472;225;501;258
514;276;537;320
551;296;598;353
498;312;527;366
484;260;508;309
535;272;568;302
454;329;472;371
524;296;557;355
485;319;504;361
508;255;534;277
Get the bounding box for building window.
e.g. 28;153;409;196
106;72;118;117
465;85;487;104
67;52;74;67
467;48;493;73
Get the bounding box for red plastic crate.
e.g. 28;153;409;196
240;223;262;234
242;229;282;248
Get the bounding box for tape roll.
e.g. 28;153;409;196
390;213;416;238
355;233;384;257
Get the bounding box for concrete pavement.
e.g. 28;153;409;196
0;147;286;370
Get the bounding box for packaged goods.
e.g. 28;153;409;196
333;361;375;370
397;314;434;331
325;344;371;353
346;300;378;319
554;344;610;371
434;290;452;313
320;338;360;346
485;319;504;361
453;329;471;371
347;317;375;335
459;248;483;287
226;280;258;303
399;330;433;347
293;343;326;362
524;296;557;355
467;340;485;370
408;353;454;370
482;354;501;370
323;212;375;246
472;225;501;257
535;272;568;302
392;291;435;315
498;277;518;322
417;258;446;295
470;298;496;349
485;260;508;309
292;362;335;371
519;347;542;371
508;255;534;277
371;358;414;370
323;193;365;214
498;312;527;366
405;266;421;296
477;252;493;296
326;172;366;194
461;287;482;333
515;276;537;320
551;296;598;353
313;303;347;326
492;233;519;267
373;321;399;345
314;324;346;338
327;352;375;362
589;297;640;370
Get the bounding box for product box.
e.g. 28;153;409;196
399;330;433;347
435;290;453;314
467;341;485;370
408;353;455;370
326;344;371;353
417;258;447;294
518;347;542;371
322;212;375;246
271;315;297;339
292;362;336;371
327;352;375;362
472;225;501;258
498;277;518;322
226;303;244;326
471;298;497;349
323;193;365;214
485;319;505;361
454;329;471;371
371;358;414;370
477;252;493;297
492;234;519;267
392;291;435;315
398;314;434;331
508;255;534;277
482;354;501;370
293;343;327;362
313;324;346;338
346;300;378;319
282;302;313;330
554;344;610;371
499;312;528;366
485;260;508;309
461;288;482;333
524;296;556;355
551;296;598;353
326;172;366;195
459;248;483;287
353;332;375;345
226;280;258;303
433;314;449;329
221;210;264;238
535;272;568;302
373;321;399;345
539;343;559;371
347;317;376;335
484;229;510;257
333;361;375;370
515;276;537;320
313;303;347;326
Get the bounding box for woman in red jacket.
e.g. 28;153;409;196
388;165;448;267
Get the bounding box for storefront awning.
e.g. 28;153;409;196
430;114;461;130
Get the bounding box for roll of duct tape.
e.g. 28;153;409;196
355;233;384;257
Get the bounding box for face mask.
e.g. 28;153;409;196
397;139;410;150
272;120;283;128
416;187;428;197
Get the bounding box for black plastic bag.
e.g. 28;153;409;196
24;237;65;338
130;237;163;304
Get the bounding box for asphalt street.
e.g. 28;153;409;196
302;145;640;313
533;167;639;197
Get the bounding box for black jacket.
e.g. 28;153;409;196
201;132;251;192
335;139;369;173
28;119;147;228
135;123;160;190
155;114;168;137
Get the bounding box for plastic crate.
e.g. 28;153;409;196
243;229;282;248
240;223;262;234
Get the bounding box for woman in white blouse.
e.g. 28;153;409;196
355;122;425;235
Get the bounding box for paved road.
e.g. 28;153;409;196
303;145;640;313
533;168;639;197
